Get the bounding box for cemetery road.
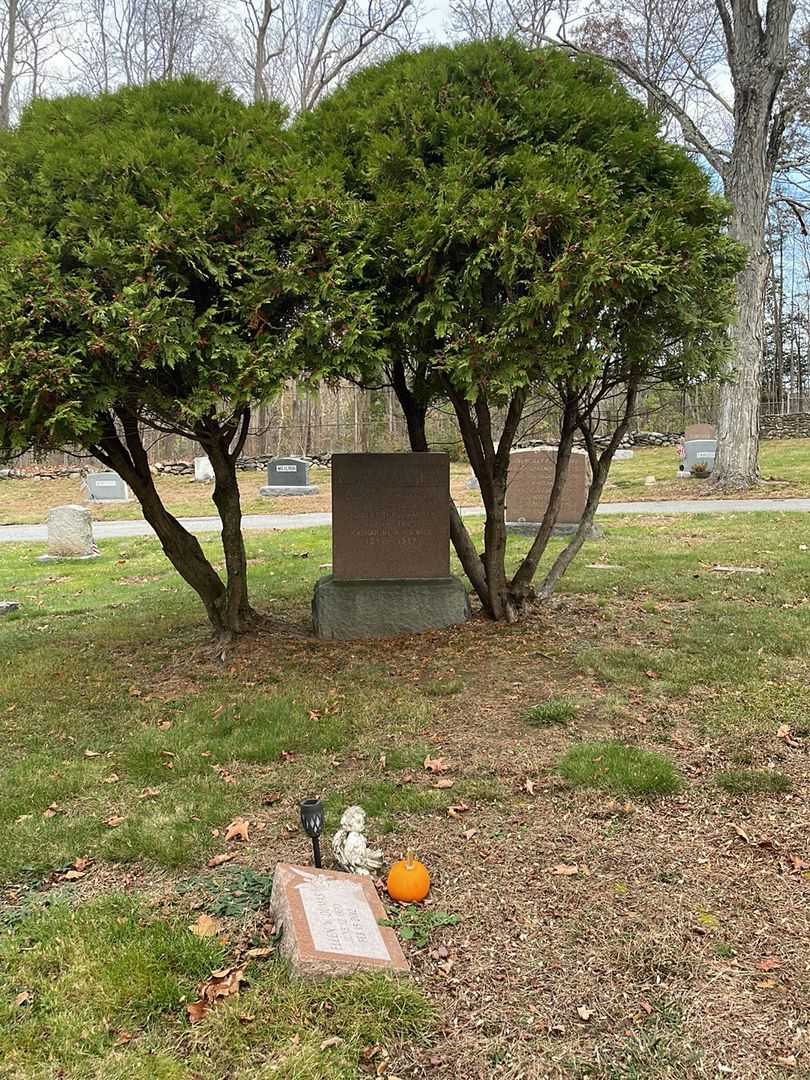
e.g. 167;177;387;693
2;499;810;544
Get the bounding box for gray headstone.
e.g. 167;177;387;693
193;456;215;482
613;448;634;461
40;505;99;560
268;457;309;486
260;457;319;497
85;472;130;502
683;439;717;474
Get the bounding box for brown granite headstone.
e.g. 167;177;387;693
331;453;449;580
270;863;409;978
684;423;716;440
505;447;590;524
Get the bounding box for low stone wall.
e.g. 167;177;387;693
760;413;810;440
0;453;333;481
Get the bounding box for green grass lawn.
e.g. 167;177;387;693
1;514;808;1078
601;437;810;501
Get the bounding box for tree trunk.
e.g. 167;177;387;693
712;170;770;491
1;0;18;130
204;429;255;638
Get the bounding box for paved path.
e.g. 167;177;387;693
1;498;809;545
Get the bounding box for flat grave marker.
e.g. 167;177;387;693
270;863;409;978
260;457;318;497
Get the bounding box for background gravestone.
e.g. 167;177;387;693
38;505;99;561
505;447;600;538
682;439;717;476
260;457;319;497
85;472;130;502
313;453;469;639
193;456;215;482
684;422;716;441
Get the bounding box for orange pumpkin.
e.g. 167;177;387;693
386;850;430;903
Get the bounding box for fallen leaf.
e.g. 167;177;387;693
320;1036;343;1051
207;852;237;868
424;755;450;774
756;979;778;989
447;802;470;817
548;864;580;876
113;1031;133;1046
128;686;142;697
190;913;221;938
732;824;751;844
14;991;32;1008
198;965;246;1005
158;720;173;731
212;764;237;784
83;749;100;758
644;670;660;679
433;777;454;789
105;815;126;828
261;792;282;806
576;1005;593;1021
523;777;536;796
102;773;120;784
245;947;274;960
63;869;85;881
756;956;782;972
186;1000;209;1024
463;828;478;840
225;817;250;843
42;803;63;818
139;787;160;799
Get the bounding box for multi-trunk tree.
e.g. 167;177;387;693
0;77;369;639
300;40;744;619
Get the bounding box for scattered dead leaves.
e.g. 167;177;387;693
207;852;237;869
187;965;246;1025
424;755;451;774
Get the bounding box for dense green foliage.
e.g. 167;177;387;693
0;77;362;455
301;41;743;401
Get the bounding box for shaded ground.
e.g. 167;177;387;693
0;514;808;1078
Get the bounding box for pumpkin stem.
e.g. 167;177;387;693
405;848;415;869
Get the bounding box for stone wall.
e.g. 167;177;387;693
760;413;810;440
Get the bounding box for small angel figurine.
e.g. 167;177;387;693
332;805;384;876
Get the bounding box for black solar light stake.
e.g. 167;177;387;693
299;797;324;868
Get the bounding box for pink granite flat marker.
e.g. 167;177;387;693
270;863;409;978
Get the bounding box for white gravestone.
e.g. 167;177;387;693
38;505;99;561
193;456;215;482
270;863;409;978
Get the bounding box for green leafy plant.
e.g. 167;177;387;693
381;909;459;949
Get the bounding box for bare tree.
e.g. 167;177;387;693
238;0;420;112
449;0;559;47
556;0;807;491
1;0;64;126
66;0;232;90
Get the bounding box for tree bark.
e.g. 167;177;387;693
90;412;233;636
200;411;256;638
712;152;771;491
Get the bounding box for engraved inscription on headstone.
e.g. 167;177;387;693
505;447;590;525
298;878;390;960
332;453;449;580
270;863;409;978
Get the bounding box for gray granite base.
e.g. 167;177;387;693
313;575;470;640
259;485;320;497
36;552;101;562
506;521;604;540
